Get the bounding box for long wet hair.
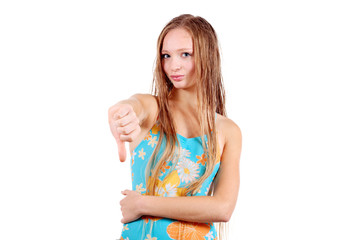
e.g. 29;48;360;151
144;14;228;239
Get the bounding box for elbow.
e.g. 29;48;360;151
218;202;234;222
220;211;232;223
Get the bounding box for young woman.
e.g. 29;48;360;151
108;14;242;240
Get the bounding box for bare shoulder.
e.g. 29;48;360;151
217;114;242;138
216;114;242;157
131;93;159;126
131;93;158;107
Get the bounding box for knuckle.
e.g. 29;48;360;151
119;126;130;135
130;128;140;142
117;120;124;127
123;126;130;134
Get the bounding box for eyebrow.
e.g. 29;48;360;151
161;48;193;53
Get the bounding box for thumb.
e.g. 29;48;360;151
117;137;127;162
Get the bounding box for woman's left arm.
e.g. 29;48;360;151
120;119;242;224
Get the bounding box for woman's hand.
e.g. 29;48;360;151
108;103;141;162
120;189;144;223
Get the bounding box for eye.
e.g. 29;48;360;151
182;52;191;57
162;54;170;59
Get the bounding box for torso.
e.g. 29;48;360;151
123;95;224;239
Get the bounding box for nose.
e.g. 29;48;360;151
170;57;181;72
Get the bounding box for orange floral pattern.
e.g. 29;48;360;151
167;221;211;239
160;160;171;174
121;115;220;240
196;153;207;166
151;123;160;135
144;132;152;140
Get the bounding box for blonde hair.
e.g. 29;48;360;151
145;14;228;239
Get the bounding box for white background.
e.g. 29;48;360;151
0;0;359;239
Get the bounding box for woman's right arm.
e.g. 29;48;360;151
108;94;157;162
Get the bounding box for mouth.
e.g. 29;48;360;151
170;75;184;81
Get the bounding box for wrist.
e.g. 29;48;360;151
139;195;149;216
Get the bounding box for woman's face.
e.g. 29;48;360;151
161;28;196;90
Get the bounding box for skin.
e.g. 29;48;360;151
108;28;242;224
162;27;196;92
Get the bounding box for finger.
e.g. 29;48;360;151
120;126;141;142
111;123;126;162
113;105;132;120
117;138;126;162
117;120;140;136
122;189;130;195
115;112;139;128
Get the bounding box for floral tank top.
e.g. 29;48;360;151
119;115;221;240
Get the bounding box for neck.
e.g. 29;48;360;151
169;87;198;109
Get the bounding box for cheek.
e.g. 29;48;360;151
187;60;195;75
162;61;170;75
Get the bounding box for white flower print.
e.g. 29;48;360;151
148;136;158;148
145;234;157;240
155;185;165;196
135;183;146;194
163;183;177;197
155;183;177;197
205;231;214;240
138;148;146;160
176;158;200;184
171;147;191;164
179;147;191;159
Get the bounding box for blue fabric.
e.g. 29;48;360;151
119;117;220;240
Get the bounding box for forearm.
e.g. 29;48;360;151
141;195;228;223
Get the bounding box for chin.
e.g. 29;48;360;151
172;81;195;90
171;82;187;89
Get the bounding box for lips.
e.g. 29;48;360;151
170;75;184;81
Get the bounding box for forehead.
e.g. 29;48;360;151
162;28;193;51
